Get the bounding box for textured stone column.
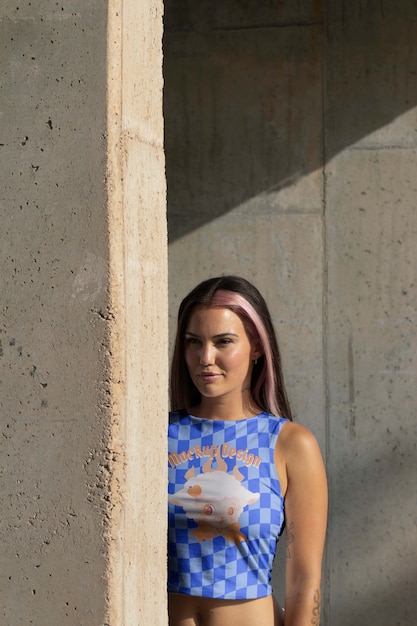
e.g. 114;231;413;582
107;1;168;624
0;1;167;624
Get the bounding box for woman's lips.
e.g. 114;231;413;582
197;372;222;383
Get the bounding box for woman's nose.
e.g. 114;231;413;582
199;343;214;365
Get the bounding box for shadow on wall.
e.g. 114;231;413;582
327;434;416;624
163;0;417;241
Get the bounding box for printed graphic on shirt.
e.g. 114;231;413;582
168;449;260;546
168;442;262;469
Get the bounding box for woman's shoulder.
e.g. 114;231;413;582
277;420;322;462
275;420;326;500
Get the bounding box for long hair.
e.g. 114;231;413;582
170;276;293;420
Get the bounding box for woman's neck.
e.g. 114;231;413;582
191;393;262;421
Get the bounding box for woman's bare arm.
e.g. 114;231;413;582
275;422;328;625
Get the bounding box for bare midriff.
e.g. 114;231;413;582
168;593;282;626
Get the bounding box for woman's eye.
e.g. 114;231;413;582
218;338;232;345
203;504;215;516
185;337;199;345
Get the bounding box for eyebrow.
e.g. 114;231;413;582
185;331;239;339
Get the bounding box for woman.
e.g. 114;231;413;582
168;276;327;625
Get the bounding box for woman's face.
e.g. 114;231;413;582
184;305;258;404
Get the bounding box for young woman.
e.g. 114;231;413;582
168;276;327;625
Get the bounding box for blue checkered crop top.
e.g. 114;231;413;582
168;410;288;600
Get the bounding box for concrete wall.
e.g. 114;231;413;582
325;5;417;623
164;2;417;625
1;1;167;624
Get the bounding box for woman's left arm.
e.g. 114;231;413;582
275;422;328;626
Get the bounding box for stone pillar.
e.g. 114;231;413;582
107;1;168;624
0;1;167;624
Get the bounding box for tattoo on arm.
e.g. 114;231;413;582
311;589;321;625
286;522;295;558
285;523;321;623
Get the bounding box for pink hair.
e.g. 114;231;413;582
210;290;281;417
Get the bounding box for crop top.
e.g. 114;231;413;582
168;409;288;600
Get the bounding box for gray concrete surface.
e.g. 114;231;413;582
1;3;110;623
1;1;167;624
164;2;417;624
